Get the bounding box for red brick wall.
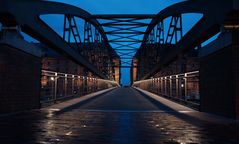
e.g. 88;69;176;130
42;57;87;76
154;57;199;78
0;44;41;113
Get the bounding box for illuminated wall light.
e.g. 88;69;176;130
50;77;55;81
181;84;184;88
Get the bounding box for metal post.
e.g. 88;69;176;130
176;75;179;98
65;74;67;97
184;73;188;101
54;73;58;103
72;75;74;96
170;76;172;97
157;78;159;94
80;76;83;95
51;77;54;101
164;77;167;95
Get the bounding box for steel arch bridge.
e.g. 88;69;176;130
0;0;237;81
0;0;239;120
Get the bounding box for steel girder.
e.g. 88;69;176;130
0;0;113;79
140;0;237;80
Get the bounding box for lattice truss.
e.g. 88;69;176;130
145;14;183;45
62;14;183;68
92;15;155;68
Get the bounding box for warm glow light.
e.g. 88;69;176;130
49;108;60;111
224;25;239;29
181;84;184;88
65;131;72;136
50;77;55;81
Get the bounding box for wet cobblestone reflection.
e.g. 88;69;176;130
0;110;239;144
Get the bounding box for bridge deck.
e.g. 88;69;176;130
0;88;239;143
76;87;172;111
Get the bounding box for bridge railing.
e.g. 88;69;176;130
40;70;119;106
133;71;200;110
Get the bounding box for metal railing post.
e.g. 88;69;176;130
54;73;58;102
132;71;200;109
164;77;167;95
170;76;172;97
65;74;67;97
184;73;188;101
176;75;179;98
72;75;74;96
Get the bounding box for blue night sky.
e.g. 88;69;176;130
23;0;218;85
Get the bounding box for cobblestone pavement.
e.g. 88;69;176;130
0;88;239;144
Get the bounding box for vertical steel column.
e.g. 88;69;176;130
95;29;101;43
156;21;164;44
148;28;155;44
165;14;183;44
84;21;93;43
63;14;82;50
